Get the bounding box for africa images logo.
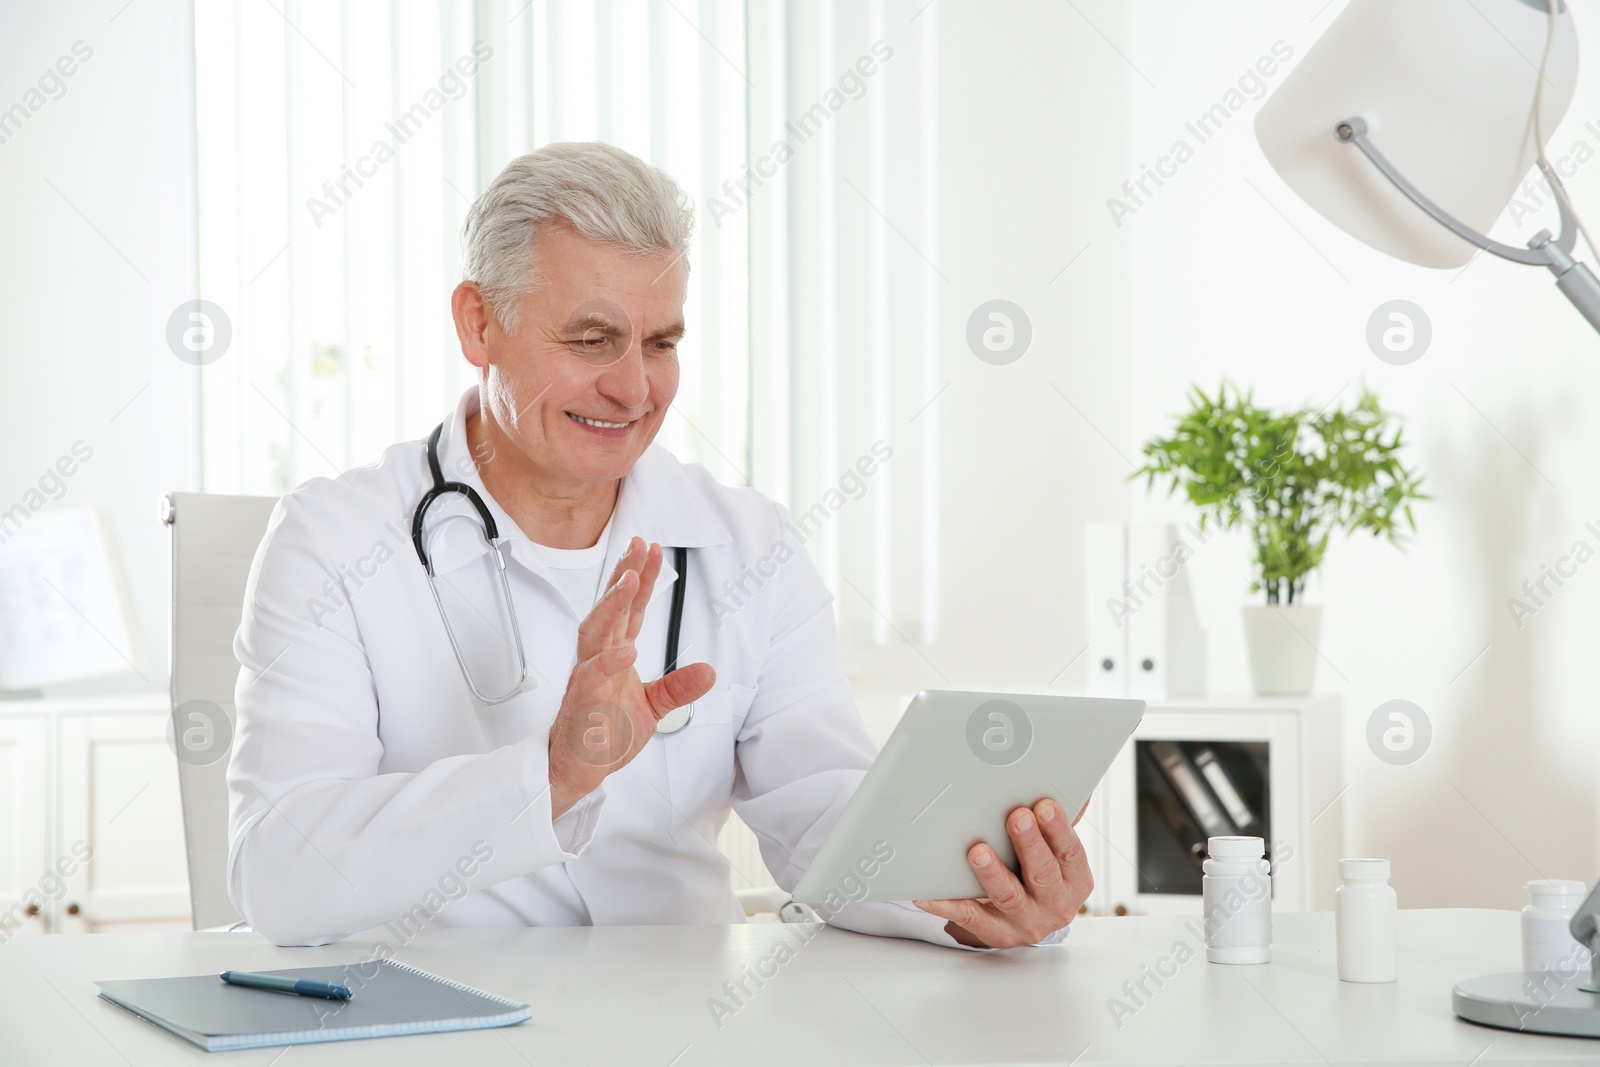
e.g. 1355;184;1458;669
965;699;1032;767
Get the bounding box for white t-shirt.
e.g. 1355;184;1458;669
532;515;615;619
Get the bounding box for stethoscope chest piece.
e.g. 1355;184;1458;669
656;703;694;735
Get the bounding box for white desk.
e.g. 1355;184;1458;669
0;909;1589;1065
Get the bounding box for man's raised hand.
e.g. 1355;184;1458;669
547;537;715;817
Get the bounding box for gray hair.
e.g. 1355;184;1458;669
461;142;694;333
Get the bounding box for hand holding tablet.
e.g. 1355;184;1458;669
914;795;1093;948
790;691;1144;948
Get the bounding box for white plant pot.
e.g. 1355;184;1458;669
1241;604;1322;696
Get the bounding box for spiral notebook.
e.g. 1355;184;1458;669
96;960;530;1052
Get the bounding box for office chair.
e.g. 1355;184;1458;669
162;491;279;931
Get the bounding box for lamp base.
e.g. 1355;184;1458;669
1453;971;1600;1037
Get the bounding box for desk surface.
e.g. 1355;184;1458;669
0;909;1590;1066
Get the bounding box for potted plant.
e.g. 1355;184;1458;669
1132;382;1427;695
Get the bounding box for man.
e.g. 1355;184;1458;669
228;141;1089;950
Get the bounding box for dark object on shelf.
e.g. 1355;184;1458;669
1134;739;1270;896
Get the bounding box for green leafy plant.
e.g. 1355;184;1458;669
1132;382;1427;605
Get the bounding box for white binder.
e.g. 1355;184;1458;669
1084;521;1205;699
1085;522;1128;697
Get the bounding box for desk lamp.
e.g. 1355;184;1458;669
1451;880;1600;1036
1254;0;1600;331
1257;0;1600;1036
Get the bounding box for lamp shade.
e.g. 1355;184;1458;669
1255;0;1578;268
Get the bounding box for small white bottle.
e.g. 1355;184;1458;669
1202;836;1272;964
1522;880;1590;973
1335;858;1397;983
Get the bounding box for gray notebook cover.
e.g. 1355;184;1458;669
97;959;530;1052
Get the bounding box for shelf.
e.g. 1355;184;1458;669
0;694;168;718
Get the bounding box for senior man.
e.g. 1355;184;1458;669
227;141;1090;950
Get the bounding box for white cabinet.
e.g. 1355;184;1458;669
0;714;49;941
1084;694;1342;917
58;708;191;931
0;696;189;937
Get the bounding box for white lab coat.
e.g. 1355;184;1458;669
227;388;966;949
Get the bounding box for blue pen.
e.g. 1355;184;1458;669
220;970;352;1001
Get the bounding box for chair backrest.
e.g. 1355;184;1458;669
162;491;278;931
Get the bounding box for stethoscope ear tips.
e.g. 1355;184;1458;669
519;675;538;693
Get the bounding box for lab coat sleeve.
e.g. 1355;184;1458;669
226;489;598;947
730;505;1068;951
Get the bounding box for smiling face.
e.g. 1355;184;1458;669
454;221;687;492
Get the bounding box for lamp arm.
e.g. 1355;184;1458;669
1339;116;1600;334
1335;117;1570;265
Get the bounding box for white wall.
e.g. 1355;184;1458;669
0;2;198;697
838;0;1133;741
1125;0;1600;908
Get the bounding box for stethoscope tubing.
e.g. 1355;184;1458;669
412;422;693;731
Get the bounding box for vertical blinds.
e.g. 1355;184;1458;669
751;0;943;648
193;0;750;495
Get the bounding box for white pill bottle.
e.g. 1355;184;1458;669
1521;879;1589;973
1335;858;1397;983
1201;836;1272;964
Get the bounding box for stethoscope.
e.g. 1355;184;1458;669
410;422;694;732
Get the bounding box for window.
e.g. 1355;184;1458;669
193;0;750;495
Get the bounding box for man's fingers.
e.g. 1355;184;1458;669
913;897;1008;947
606;536;644;590
1073;797;1089;826
624;543;664;643
606;538;646;645
1038;800;1093;896
912;897;974;924
570;643;638;688
605;537;642;636
1011;804;1066;900
576;569;637;660
966;842;1028;916
915;807;1088;950
643;661;716;720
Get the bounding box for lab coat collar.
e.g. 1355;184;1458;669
424;387;732;582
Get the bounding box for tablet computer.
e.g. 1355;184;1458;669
791;690;1144;905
